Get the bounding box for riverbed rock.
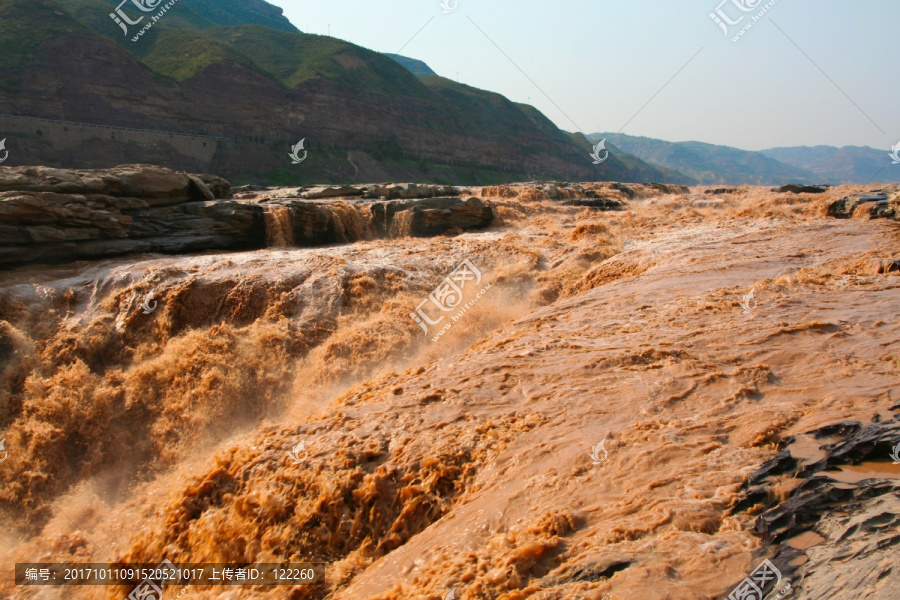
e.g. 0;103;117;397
302;185;365;200
561;198;624;210
0;166;257;267
777;184;829;194
388;197;493;237
361;183;460;200
0;166;498;267
725;413;900;599
827;187;900;219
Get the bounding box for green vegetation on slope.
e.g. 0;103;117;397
216;26;430;98
53;0;296;36
384;53;438;77
422;76;543;137
174;0;298;32
2;0;687;184
52;0;217;41
0;0;91;78
136;28;263;81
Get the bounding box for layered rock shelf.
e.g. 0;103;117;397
826;186;900;219
0;166;494;268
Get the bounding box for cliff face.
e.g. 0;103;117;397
0;0;684;185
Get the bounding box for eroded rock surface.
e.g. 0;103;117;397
777;184;829;194
0;168;494;267
827;186;900;219
726;414;900;599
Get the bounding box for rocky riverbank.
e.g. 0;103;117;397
0;166;498;268
0;167;697;269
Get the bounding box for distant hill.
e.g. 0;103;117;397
383;54;437;77
570;135;696;185
589;133;824;186
760;145;900;184
0;0;686;185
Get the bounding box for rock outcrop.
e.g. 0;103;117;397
386;197;493;237
0;167;495;268
0;165;260;267
299;183;461;201
725;413;900;599
480;181;687;206
776;184;829;194
826;186;900;219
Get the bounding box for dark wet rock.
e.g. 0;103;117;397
387;197;493;237
555;559;633;585
826;186;899;219
724;413;900;599
195;174;233;199
705;188;738;195
647;183;690;195
777;184;829;194
560;198;624;210
0;166;254;267
875;258;900;273
609;182;688;198
612;183;636;199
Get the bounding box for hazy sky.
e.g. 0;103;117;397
269;0;898;152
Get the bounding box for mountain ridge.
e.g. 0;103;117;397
589;132;825;186
384;53;438;78
0;0;687;185
760;144;900;184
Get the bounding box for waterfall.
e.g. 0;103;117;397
263;206;294;248
328;203;376;243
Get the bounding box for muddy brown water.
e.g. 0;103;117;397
0;185;898;599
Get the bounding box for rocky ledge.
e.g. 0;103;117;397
722;411;900;599
826;186;900;219
0;166;494;268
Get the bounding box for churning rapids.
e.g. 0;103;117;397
1;183;898;599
